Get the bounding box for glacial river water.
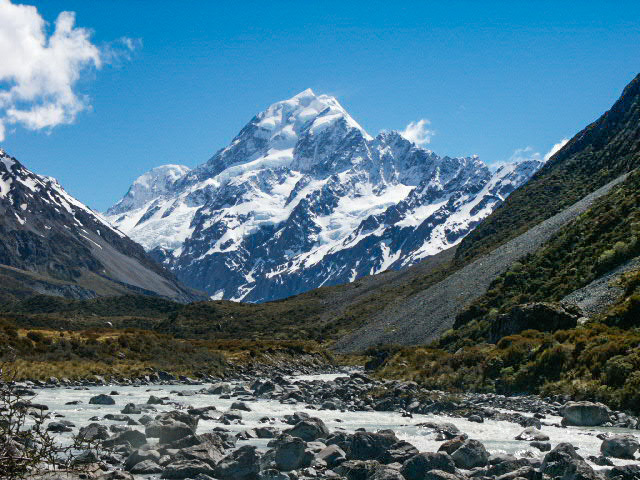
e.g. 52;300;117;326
31;374;640;472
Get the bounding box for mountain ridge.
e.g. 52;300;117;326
0;150;201;303
107;89;542;302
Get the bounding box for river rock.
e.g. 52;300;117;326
161;459;215;479
335;460;383;480
541;443;585;478
89;394;115;405
422;470;459;480
370;467;405;480
231;401;251;411
103;429;147;449
78;422;109;441
450;439;489;469
131;460;163;474
316;444;347;468
349;430;399;462
560;401;610;426
401;452;456;479
530;441;551;452
125;449;162;471
515;427;549;441
600;435;639;459
213;445;261;480
121;403;142;414
47;420;74;432
286;417;330;441
275;436;313;471
606;464;640;479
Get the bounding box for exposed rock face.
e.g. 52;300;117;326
489;302;582;343
108;89;541;302
560;401;611;427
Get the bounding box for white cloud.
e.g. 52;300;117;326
399;119;434;146
544;137;569;161
0;0;138;140
508;145;543;163
503;138;571;167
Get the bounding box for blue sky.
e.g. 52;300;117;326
1;1;640;211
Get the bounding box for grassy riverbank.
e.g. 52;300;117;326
0;317;334;381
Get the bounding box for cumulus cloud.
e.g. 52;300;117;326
505;138;571;165
399;119;434;146
544;138;569;161
0;0;138;140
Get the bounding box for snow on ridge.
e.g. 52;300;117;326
108;90;542;302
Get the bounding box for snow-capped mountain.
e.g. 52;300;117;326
107;89;542;302
0;149;198;301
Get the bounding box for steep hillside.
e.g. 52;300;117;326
108;89;541;302
456;73;640;264
0;150;201;303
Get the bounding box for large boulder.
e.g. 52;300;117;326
274;436;313;471
601;435;639;459
103;429;147;449
214;445;261;480
161;460;215;479
489;302;581;343
334;460;383;480
450;439;489;469
78;423;109;442
561;401;610;426
89;394;115;405
401;452;456;479
130;460;163;474
125;449;161;471
146;411;198;444
286;418;330;442
349;431;399;462
542;443;587;478
317;444;347;468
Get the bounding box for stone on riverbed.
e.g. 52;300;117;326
103;429;147;449
89;393;115;405
561;401;610;426
515;427;550;442
348;430;399;462
286;417;330;441
213;445;261;480
450;438;489;469
600;434;639;459
275;436;313;471
316;444;347;468
47;420;74;432
130;459;163;474
78;422;109;441
401;452;456;479
161;459;215;479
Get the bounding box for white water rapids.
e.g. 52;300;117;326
29;374;640;474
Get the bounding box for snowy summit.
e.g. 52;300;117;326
106;89;542;302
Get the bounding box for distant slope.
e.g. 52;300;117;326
333;173;628;352
333;73;640;351
0;150;201;303
455;73;640;264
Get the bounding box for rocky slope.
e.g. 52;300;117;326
108;89;541;302
334;74;640;351
0;150;199;302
